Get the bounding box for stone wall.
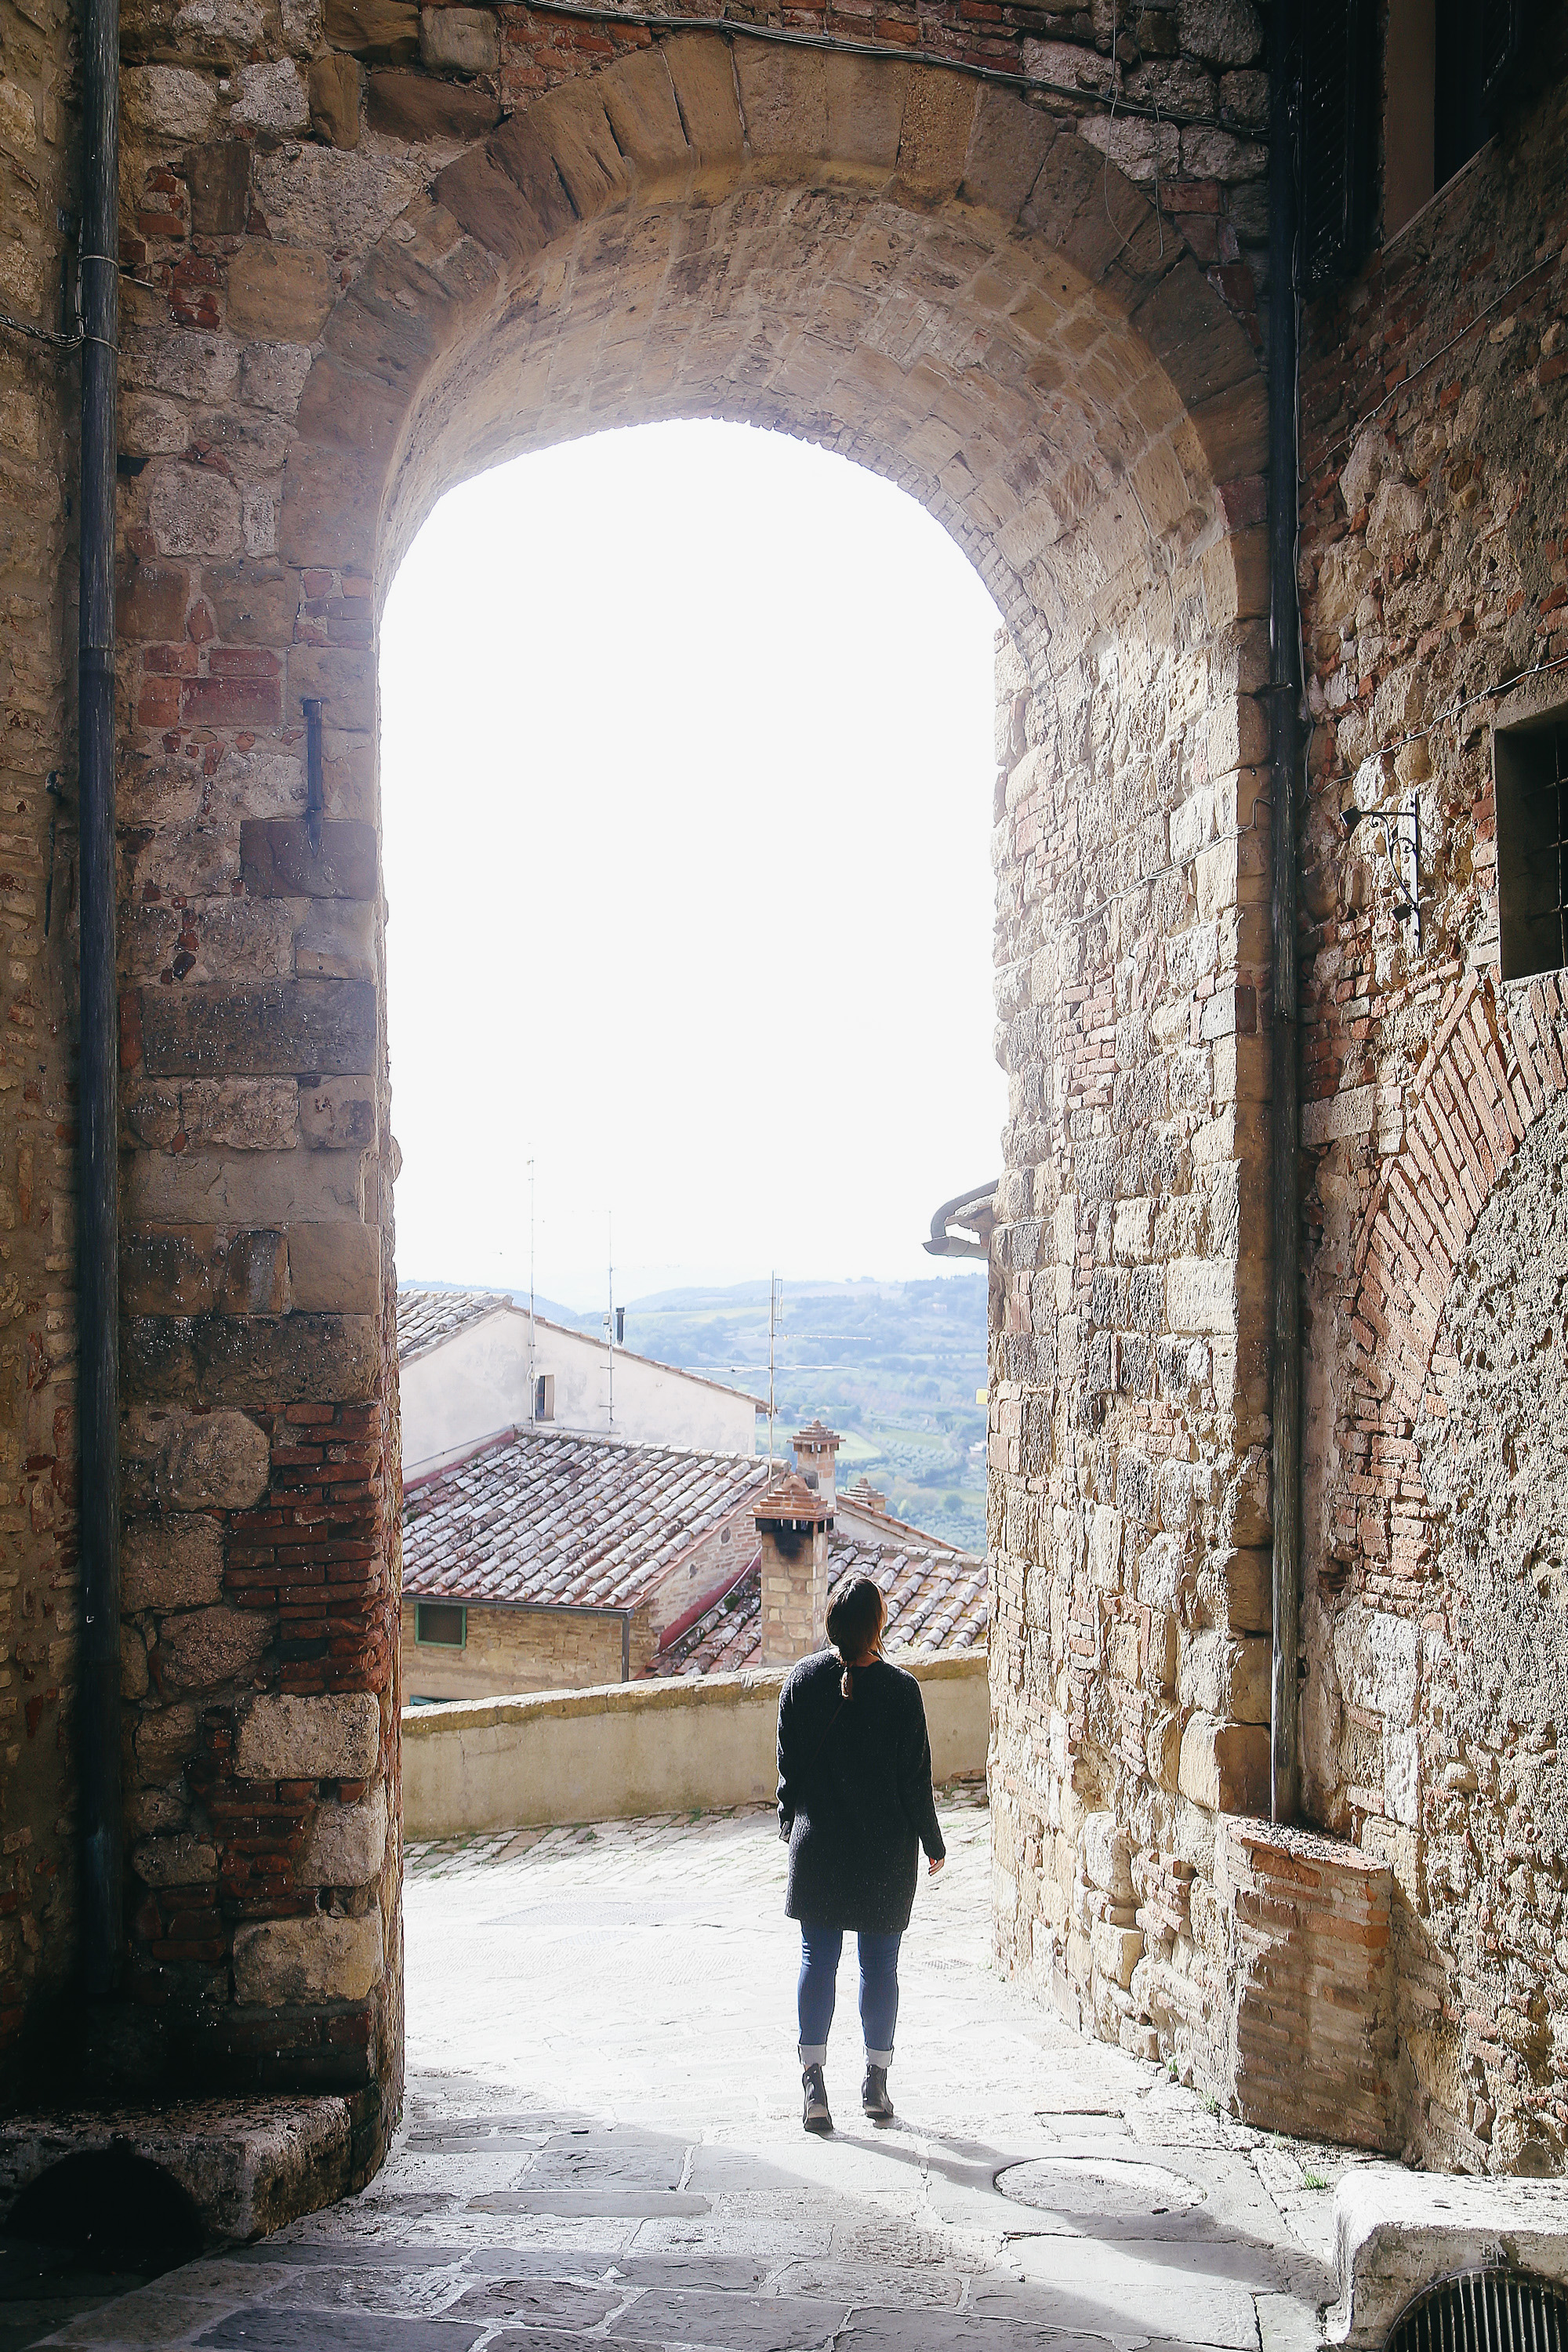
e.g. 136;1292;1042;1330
0;0;100;2065
400;1596;651;1701
1295;15;1568;2170
2;0;1276;2140
401;1650;989;1839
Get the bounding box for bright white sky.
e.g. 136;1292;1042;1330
379;418;1006;1314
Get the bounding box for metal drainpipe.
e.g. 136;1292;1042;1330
78;0;122;2002
1267;0;1302;1828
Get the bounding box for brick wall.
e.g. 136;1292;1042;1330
1295;14;1568;2170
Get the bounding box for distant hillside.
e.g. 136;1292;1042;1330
619;1276;989;1553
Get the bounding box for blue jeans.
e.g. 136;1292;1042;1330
797;1924;901;2069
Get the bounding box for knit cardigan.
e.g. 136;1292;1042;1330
776;1650;946;1935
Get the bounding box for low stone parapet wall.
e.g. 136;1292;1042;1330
401;1652;989;1840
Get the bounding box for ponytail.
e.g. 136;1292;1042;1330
826;1573;885;1701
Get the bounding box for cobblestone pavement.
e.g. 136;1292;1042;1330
29;1795;1370;2351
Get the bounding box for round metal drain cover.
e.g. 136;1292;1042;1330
995;2157;1204;2220
1386;2269;1568;2352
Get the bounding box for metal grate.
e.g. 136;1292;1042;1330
1385;2268;1568;2352
1495;714;1568;983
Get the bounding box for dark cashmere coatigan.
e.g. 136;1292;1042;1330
777;1650;946;1934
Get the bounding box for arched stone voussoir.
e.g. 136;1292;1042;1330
732;42;909;185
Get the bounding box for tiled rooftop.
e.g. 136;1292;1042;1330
402;1426;773;1613
397;1286;512;1362
648;1527;989;1678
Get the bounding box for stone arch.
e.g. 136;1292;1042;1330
112;30;1273;2151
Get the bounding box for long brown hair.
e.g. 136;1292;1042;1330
826;1574;885;1700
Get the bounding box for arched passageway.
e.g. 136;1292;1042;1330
103;38;1270;2159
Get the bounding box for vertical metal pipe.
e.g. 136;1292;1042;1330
78;0;121;1999
1267;0;1302;1827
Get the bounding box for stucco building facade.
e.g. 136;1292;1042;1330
0;0;1563;2190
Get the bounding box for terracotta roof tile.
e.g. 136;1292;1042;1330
397;1287;510;1363
402;1427;771;1612
645;1530;989;1679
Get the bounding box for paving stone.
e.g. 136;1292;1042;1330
445;2280;624;2327
198;2313;484;2352
467;2194;711;2219
64;1803;1335;2352
230;2248;470;2269
609;2290;849;2350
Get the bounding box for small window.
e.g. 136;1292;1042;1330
415;1600;466;1648
1495;713;1568;982
1384;0;1531;242
534;1373;554;1421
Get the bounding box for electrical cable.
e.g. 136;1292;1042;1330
1047;788;1274;932
514;0;1269;135
1333;650;1568;779
1301;242;1561;485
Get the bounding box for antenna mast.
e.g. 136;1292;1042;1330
607;1211;614;1435
768;1272;780;1468
528;1156;536;1423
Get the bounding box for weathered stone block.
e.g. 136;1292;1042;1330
157;1604;273;1693
240;820;378;901
1082;1811;1134;1902
1091;1918;1143;1992
133;1700;201;1785
162;1410;272;1510
1178;1712;1270;1813
287;1221;380;1313
227;245;333;346
1167;1258;1235;1335
233;1909;384;2004
126;1149;363;1229
958;86;1054;220
124;66;217;140
661;32;743;165
236;1690;380;1782
309;51;362;146
233;59;309;132
417;5;496;72
366;69;499;141
325;0;416;59
295;899;376;982
123;1515;226;1614
1179;1630;1271;1724
149;466;243;561
596;49;687;179
193;1311;380;1405
137;982;377;1078
299;1077;376;1150
299;1780;388;1885
133;1833;218;1887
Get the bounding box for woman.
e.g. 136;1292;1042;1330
776;1573;946;2134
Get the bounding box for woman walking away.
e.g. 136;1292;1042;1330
777;1573;946;2135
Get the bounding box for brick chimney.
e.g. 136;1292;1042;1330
791;1419;842;1512
753;1470;833;1664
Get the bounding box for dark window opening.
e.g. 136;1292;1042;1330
534;1373;555;1421
415;1600;466;1648
1302;0;1377;289
1495;712;1568;982
1385;0;1535;242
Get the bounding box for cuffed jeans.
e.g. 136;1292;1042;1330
797;1924;901;2068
